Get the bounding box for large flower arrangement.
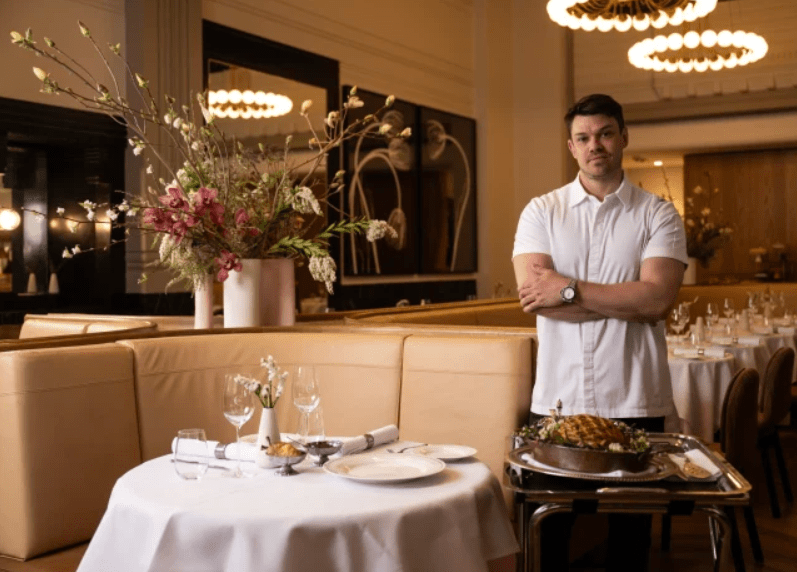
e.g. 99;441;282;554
659;168;733;268
683;179;733;267
10;25;406;292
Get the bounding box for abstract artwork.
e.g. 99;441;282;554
340;88;476;278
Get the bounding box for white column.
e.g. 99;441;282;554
473;1;574;299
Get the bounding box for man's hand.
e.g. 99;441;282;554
518;264;570;314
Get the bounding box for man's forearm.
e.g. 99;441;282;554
576;280;673;322
536;304;605;322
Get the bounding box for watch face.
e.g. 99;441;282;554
562;287;575;301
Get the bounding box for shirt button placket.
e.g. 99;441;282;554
583;205;604;411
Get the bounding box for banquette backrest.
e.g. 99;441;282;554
0;328;533;564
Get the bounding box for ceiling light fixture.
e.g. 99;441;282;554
547;0;718;33
207;90;293;120
628;28;768;72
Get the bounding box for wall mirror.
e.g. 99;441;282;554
203;21;338;307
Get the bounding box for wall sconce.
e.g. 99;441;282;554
0;208;20;231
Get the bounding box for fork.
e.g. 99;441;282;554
387;443;427;453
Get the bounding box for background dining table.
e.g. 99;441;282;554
667;350;736;442
667;325;797;442
75;450;519;572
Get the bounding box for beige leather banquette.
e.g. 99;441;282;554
17;314;158;339
0;327;532;571
349;297;536;328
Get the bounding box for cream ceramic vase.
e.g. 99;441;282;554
256;407;281;448
193;273;215;329
223;258;296;328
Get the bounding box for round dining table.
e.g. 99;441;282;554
667;350;736;442
76;451;519;572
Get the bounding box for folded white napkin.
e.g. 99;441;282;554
751;325;774;335
702;346;727;359
336;424;399;456
685;449;721;476
668;450;721;480
711;336;734;346
737;335;762;346
170;437;259;462
672;347;701;359
777;326;796;335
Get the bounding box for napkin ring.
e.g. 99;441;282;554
214;443;226;459
364;433;375;449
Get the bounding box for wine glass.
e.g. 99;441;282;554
705;302;718;329
677;302;691;339
305;405;326;445
173;428;209;480
669;307;686;338
723;298;735;320
292;365;321;443
223;374;255;478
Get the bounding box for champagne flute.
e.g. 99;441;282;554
223;374;255;478
292;365;321;443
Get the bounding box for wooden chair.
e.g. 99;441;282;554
719;367;765;566
661;367;763;570
757;347;795;518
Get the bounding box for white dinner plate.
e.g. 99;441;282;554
406;444;477;461
324;453;446;483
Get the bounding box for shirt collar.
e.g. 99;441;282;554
568;173;632;209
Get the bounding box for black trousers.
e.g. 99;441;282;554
527;413;665;572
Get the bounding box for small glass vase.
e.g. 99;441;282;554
256;406;281;448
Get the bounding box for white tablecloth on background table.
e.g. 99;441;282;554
76;452;518;572
668;352;736;442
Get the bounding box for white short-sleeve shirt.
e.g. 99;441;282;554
513;176;688;418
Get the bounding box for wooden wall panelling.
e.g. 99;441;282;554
685;148;797;283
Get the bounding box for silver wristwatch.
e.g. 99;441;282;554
560;278;577;303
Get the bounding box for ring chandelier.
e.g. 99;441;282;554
547;0;718;32
628;29;768;72
207;90;293;119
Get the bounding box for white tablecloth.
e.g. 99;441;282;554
668;352;736;442
77;453;518;572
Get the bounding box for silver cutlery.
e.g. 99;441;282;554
171;458;232;471
387;443;427;453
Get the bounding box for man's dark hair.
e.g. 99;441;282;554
565;94;625;136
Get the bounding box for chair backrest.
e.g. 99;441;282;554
759;347;796;432
720;367;760;474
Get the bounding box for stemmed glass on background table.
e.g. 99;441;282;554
705;302;718;330
669;303;690;340
292;365;321;444
223;374;255;477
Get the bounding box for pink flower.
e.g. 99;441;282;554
157;186;188;210
142;207;173;232
171;220;188;243
234;207;250;225
194;187;225;226
215;249;242;282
